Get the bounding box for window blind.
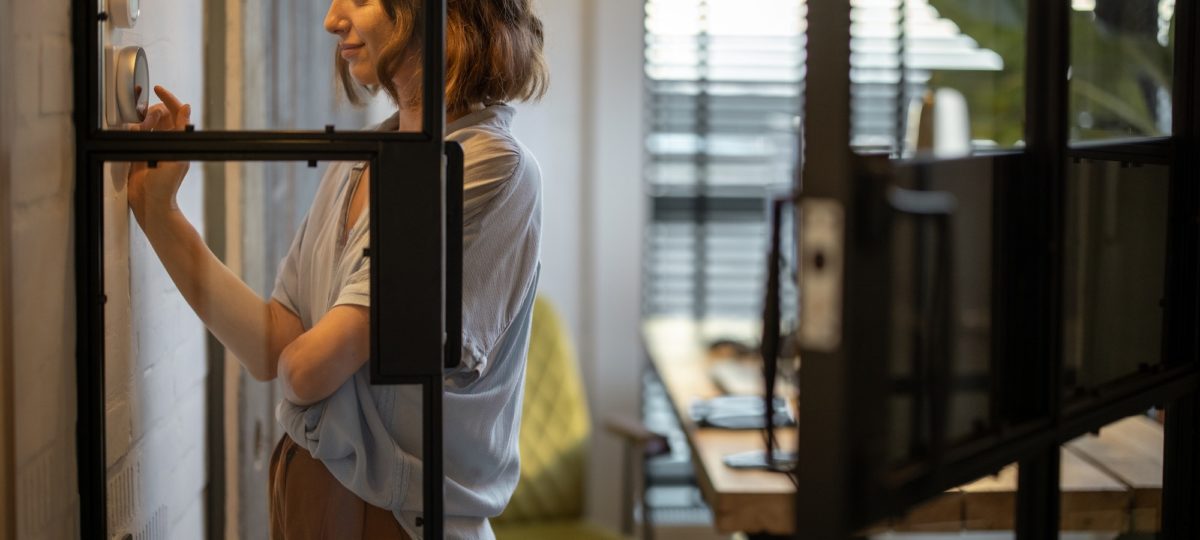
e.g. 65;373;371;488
849;0;1004;151
643;0;805;319
642;0;1002;319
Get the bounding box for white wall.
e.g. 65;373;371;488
511;0;646;530
581;0;646;527
6;0;79;536
102;3;210;539
2;0;209;538
511;0;588;353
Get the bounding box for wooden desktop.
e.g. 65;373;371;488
642;317;1164;536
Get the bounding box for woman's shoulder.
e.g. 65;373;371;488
301;161;358;222
449;105;521;155
451;105;540;192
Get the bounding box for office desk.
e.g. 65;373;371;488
642;317;1165;535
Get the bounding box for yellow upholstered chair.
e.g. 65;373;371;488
493;297;665;540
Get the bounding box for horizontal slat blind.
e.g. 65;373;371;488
850;0;1004;150
642;0;999;319
643;0;804;319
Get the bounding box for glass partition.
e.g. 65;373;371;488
1070;0;1175;142
100;158;433;539
842;0;1028;466
79;0;452;535
884;156;1005;465
798;0;1200;535
1063;158;1169;396
851;0;1027;157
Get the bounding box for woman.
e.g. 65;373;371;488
128;0;547;538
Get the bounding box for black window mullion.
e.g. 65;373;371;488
1163;0;1200;377
1164;394;1200;538
1162;0;1200;537
795;0;855;535
1010;0;1071;537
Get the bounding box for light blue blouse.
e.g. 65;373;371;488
272;104;542;540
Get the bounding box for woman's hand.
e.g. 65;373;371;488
128;86;192;222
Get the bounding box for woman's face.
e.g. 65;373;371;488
325;0;397;87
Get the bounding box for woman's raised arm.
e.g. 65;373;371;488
128;86;304;380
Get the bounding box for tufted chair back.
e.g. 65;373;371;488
493;296;591;524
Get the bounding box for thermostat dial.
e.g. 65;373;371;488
114;46;149;124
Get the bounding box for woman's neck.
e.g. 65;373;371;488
394;107;423;132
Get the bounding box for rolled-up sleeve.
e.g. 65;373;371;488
270;215;309;318
334;231;371;309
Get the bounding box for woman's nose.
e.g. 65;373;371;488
324;1;349;35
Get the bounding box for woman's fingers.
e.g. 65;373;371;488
154;86;185;116
130;106;165;132
154;85;192;124
126;87;191;132
153;87;192;130
175;104;192;130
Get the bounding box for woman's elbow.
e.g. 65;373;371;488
278;343;323;405
246;357;278;382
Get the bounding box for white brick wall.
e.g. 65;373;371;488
4;1;210;538
104;1;209;538
8;0;81;537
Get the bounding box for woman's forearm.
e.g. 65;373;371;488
277;304;370;406
134;206;301;380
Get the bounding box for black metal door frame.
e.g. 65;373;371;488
71;1;459;538
796;0;1200;537
1162;0;1200;536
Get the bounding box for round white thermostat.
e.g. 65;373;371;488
115;46;149;123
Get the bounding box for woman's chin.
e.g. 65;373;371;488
350;68;380;88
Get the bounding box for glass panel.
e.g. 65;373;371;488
1063;159;1168;395
885;157;998;465
1070;0;1175;142
852;0;1027;157
101;158;421;538
1060;412;1164;538
97;0;424;132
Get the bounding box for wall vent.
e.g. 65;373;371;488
107;455;141;531
16;444;66;538
133;505;169;540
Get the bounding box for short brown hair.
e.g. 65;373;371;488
337;0;549;112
